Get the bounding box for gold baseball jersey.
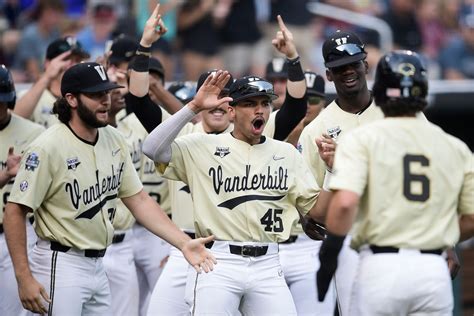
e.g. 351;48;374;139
159;133;320;242
329;118;474;250
17;89;59;129
263;110;278;139
1;113;45;223
8;124;143;249
168;122;234;231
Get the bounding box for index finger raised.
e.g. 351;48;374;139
277;15;288;32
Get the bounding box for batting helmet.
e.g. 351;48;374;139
168;81;197;104
372;50;428;115
228;76;278;106
0;65;16;109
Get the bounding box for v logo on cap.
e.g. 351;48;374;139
94;65;107;81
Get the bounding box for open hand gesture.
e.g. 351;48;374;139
181;235;217;273
271;15;298;59
189;70;233;113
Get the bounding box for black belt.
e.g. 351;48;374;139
50;241;106;258
229;245;268;257
112;233;125;244
280;235;298;244
369;245;442;255
0;224;3;234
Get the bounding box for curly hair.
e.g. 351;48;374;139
52;97;72;124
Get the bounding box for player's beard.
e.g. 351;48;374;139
77;99;108;128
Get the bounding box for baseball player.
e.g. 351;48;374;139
317;50;474;315
0;65;45;316
278;70;337;315
14;36;90;129
3;61;216;315
142;70;331;315
298;30;428;315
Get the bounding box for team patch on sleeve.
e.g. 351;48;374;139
25;153;40;171
20;180;28;192
327;126;342;140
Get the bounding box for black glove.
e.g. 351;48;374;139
316;231;345;301
298;213;327;241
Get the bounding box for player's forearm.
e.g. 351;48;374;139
308;189;332;223
324;191;359;236
13;75;51;118
150;84;184;115
0;169;13;188
3;203;33;280
459;214;474;241
124;191;191;250
143;105;195;163
129;69;149;97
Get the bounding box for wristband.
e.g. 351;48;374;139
131;54;150;72
322;169;332;191
287;56;305;81
136;44;152;57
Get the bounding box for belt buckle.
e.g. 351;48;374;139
241;245;254;257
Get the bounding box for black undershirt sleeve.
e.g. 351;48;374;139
124;92;163;133
273;90;307;141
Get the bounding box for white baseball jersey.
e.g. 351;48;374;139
159;133;320;242
8;124;143;250
17;89;59;129
263;110;278;139
1;113;45;221
330;118;474;250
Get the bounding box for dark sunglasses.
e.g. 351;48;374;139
330;43;365;57
308;96;322;104
238;80;275;95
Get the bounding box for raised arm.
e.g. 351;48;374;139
142;70;232;163
271;15;307;140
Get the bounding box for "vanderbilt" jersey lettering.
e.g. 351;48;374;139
65;163;125;210
209;165;289;194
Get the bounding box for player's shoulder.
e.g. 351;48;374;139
11;113;45;132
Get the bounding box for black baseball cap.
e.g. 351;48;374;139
46;36;90;60
109;35;138;65
305;71;325;97
228;76;278;106
196;70;234;93
265;57;288;80
61;62;123;96
322;30;367;68
149;57;165;81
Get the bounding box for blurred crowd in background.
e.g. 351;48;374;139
1;0;474;84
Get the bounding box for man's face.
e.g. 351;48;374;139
109;87;125;117
201;91;231;133
269;77;286;110
228;95;272;144
326;60;368;97
304;96;325;126
76;91;111;128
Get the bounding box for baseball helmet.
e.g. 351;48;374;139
372;50;428;107
228;76;278;106
0;65;16;109
168;81;197;104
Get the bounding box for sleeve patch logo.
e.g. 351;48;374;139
20;180;28;192
214;147;230;158
25;153;40;171
327;126;341;141
67;157;81;170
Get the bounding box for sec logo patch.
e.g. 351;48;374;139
20;180;28;192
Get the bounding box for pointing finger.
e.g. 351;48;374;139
152;3;160;19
